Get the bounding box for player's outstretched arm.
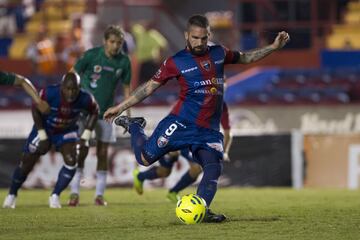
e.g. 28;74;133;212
238;31;290;64
104;79;161;122
14;75;50;114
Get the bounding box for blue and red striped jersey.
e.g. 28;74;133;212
38;84;98;133
152;45;238;131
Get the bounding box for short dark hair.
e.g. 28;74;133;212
187;14;209;30
62;72;80;85
104;25;124;40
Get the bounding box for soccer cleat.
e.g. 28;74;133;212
202;208;227;223
166;191;180;203
68;193;79;207
132;169;143;195
94;195;108;206
3;194;16;209
49;194;62;208
113;116;146;133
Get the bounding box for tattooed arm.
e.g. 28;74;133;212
103;80;161;121
238;31;290;64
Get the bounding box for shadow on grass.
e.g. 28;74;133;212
230;216;281;222
169;216;281;225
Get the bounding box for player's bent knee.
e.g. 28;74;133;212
64;156;77;167
168;151;180;158
138;154;150;166
157;167;171;177
189;164;202;177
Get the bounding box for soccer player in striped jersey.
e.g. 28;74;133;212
2;72;99;208
132;102;233;203
104;14;289;222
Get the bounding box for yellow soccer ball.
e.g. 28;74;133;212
175;194;207;224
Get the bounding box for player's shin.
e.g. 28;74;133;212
170;171;197;193
138;167;159;181
9;166;28;196
52;164;77;196
95;170;107;197
69;141;88;195
197;162;222;206
69;168;83;194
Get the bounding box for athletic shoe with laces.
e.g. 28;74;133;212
68;193;79;207
3;194;16;209
203;208;227;223
166;191;180;203
132;169;144;195
113;116;146;133
94;195;108;206
49;194;62;208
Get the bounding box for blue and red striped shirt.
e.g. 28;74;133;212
152;45;237;131
39;84;99;134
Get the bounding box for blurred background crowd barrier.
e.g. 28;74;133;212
1;0;360;189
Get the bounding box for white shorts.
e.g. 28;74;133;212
78;117;116;143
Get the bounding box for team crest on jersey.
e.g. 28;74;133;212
94;65;102;73
200;60;211;71
103;66;114;72
157;135;169;148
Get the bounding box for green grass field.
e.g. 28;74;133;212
0;188;360;240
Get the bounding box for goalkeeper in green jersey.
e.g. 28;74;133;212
68;25;132;206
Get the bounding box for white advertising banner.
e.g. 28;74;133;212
2;105;360;138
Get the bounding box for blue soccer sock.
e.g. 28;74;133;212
52;165;76;196
129;123;148;165
138;167;159;181
169;171;196;193
197;162;222;206
9;167;28;196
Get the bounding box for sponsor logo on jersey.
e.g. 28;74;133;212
157;135;169;148
194;77;224;87
94;65;102;73
194;89;222;95
200;60;211;71
206;142;224;152
103;66;114;72
181;66;198;74
210;87;218;94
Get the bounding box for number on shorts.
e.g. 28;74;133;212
165;123;178;136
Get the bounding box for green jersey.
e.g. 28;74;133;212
74;47;131;118
0;71;16;85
